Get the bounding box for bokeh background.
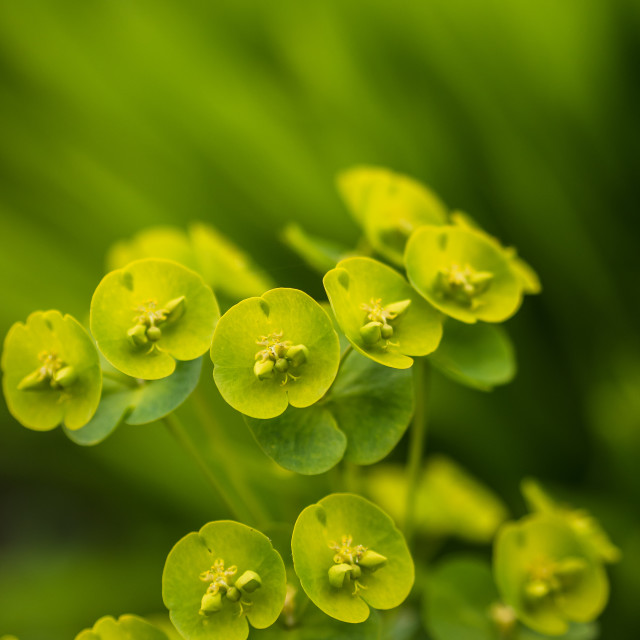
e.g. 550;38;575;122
1;0;639;638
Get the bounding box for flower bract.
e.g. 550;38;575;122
2;310;101;431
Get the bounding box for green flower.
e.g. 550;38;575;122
91;258;219;380
405;225;524;323
337;166;448;265
162;521;287;640
210;288;340;419
2;310;101;431
324;257;442;369
494;513;609;636
292;493;414;623
75;614;169;640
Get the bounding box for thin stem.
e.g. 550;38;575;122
164;413;249;523
404;359;430;545
339;344;354;368
101;369;139;388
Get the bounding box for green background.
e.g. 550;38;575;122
1;1;639;638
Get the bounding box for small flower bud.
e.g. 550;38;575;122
17;369;47;391
381;323;394;340
384;299;412;318
286;344;309;368
525;579;550;600
275;357;289;373
328;563;352;588
254;359;275;380
146;325;162;342
359;321;382;347
235;570;262;593
52;365;77;388
359;549;387;571
200;591;223;614
128;323;149;346
225;586;241;602
164;296;186;321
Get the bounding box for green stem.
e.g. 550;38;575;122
404;359;430;545
164;413;251;524
191;388;271;528
339;344;354;368
101;369;138;388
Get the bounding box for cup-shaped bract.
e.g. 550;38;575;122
324;257;442;369
210;288;340;419
292;493;414;623
75;614;169;640
2;310;101;431
405;225;523;324
494;513;609;636
162;521;287;640
337;166;448;265
91;259;219;380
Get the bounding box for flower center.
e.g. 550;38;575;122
438;263;493;308
523;556;587;604
17;350;77;391
127;296;185;347
253;331;309;385
198;558;262;616
327;534;387;594
358;298;411;349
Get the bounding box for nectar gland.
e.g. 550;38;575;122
127;296;185;348
199;558;263;616
327;535;387;595
358;298;411;349
18;350;77;392
253;331;309;385
438;263;493;308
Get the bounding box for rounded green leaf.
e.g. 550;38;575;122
2;310;102;431
292;493;414;623
324;257;442;369
494;513;609;636
91;259;219;380
75;614;169;640
281;223;352;274
337;166;447;264
211;288;340;419
64;358;203;446
162;521;287;640
405;225;523;324
429;320;516;391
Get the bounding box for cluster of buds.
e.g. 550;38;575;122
438;263;493;308
127;296;185;347
327;535;387;594
17;350;77;391
199;558;262;616
523;556;587;605
253;331;309;385
359;298;412;349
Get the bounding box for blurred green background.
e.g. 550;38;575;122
1;0;640;638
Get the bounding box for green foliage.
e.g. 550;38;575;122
281;223;353;274
75;614;169;640
425;555;598;640
367;456;508;544
162;521;287;640
64;357;202;446
211;288;340;419
429;319;516;391
107;223;274;302
2;310;101;431
405;225;523;324
324;257;442;369
91;258;219;380
494;513;609;636
291;493;414;623
337;166;448;265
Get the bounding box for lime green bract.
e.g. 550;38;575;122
210;288;340;419
405;225;523;324
494;513;609;636
2;310;101;431
75;614;169;640
91;259;219;380
292;493;414;623
324;257;442;369
162;521;287;640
